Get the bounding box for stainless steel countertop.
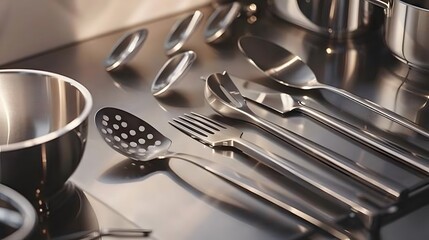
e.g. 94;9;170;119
4;3;429;239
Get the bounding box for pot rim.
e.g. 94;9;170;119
0;69;93;152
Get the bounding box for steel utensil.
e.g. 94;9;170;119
204;2;241;44
95;107;350;239
0;69;92;203
230;75;429;174
170;113;351;239
53;228;152;240
238;36;429;138
204;1;259;44
164;10;203;56
151;50;196;97
104;28;148;72
204;72;405;198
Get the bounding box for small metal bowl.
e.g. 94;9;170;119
0;69;93;203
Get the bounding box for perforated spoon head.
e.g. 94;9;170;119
95;107;171;161
238;36;319;89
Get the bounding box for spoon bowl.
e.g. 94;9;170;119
164;10;203;56
95;108;171;161
151;51;196;97
238;36;429;138
238;36;319;89
104;28;148;72
204;2;241;44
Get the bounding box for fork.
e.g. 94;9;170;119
169;112;353;239
169;112;385;216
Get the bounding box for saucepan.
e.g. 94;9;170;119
365;0;429;70
0;69;92;205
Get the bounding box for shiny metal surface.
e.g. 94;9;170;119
0;69;92;204
231;75;429;174
164;10;203;56
238;36;429;138
3;4;429;239
170;113;352;239
204;2;241;44
366;0;429;70
151;51;197;97
104;28;148;72
99;107;349;238
27;182;151;240
0;184;36;240
205;71;406;198
269;0;384;38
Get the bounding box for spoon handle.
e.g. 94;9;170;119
248;113;405;198
168;152;352;240
321;84;429;138
298;104;429;174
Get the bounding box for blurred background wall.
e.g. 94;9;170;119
0;0;210;65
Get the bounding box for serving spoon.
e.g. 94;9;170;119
238;36;429;139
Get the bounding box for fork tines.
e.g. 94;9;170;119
169;112;225;144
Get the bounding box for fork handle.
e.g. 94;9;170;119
231;138;386;212
167;152;351;239
249;115;405;198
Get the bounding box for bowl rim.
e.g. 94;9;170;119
0;69;93;152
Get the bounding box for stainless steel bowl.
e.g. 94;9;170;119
0;69;92;204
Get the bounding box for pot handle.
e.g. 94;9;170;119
365;0;390;9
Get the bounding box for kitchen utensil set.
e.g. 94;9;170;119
95;107;351;239
97;27;429;238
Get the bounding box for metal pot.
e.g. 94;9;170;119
268;0;384;38
0;69;92;205
366;0;429;70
